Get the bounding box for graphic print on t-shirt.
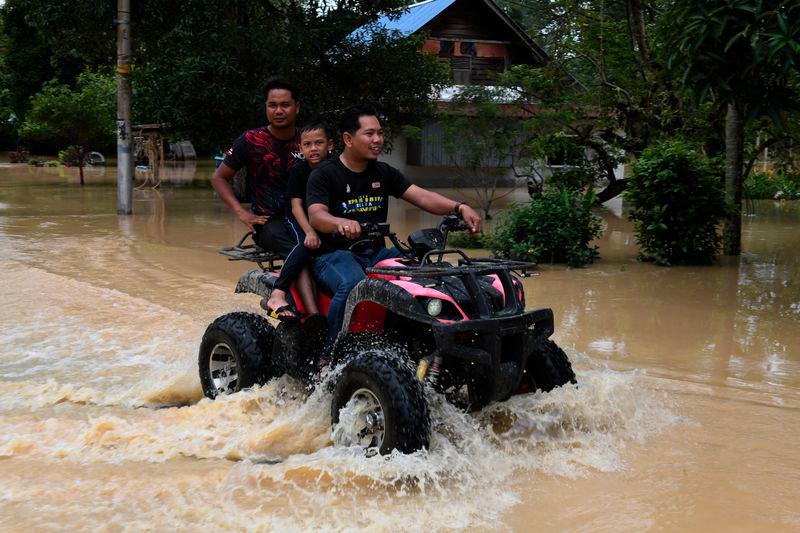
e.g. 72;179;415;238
222;127;301;217
341;195;384;214
306;158;412;252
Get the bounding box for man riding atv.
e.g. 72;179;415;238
200;106;576;456
306;105;482;352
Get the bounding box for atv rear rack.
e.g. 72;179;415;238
218;232;283;272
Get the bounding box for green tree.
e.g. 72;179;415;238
665;0;800;255
130;1;446;150
625;141;725;265
488;1;709;204
439;85;535;218
0;14;18;149
0;0;447;153
19;70;115;184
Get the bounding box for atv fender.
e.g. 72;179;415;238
234;269;278;298
341;278;442;334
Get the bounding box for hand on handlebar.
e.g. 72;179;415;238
336;218;362;240
459;204;481;233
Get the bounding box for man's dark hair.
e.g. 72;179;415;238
264;77;300;102
339;105;379;135
299;121;333;140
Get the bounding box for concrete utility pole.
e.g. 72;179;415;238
116;0;133;214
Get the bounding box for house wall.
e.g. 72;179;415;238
383;135;523;188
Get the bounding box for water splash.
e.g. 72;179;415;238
0;257;679;530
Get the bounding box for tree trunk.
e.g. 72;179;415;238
722;100;744;255
596;178;627;204
627;0;651;69
78;146;85;186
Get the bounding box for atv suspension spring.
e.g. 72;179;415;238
427;355;443;385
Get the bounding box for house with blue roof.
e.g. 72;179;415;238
365;0;549;86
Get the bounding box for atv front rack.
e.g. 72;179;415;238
367;252;537;319
218;232;283;272
367;251;537;278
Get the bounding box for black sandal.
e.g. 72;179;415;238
266;303;301;323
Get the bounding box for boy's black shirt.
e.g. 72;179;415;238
306;157;412;252
285;159;311;210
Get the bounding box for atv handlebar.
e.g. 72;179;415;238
331;215;471;256
438;213;471;234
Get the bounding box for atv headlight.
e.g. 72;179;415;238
426;298;443;317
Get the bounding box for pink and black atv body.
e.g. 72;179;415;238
199;215;575;455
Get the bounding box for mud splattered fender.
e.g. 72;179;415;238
234;269;278;298
340;278;437;332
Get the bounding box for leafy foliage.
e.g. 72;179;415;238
0;0;447;153
664;0;800;254
0;14;17;149
665;0;800;127
489;187;603;267
19;70;116;152
743;171;800;200
625;141;725;265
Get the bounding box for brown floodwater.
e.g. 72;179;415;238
0;162;798;531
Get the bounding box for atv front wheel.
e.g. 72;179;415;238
331;344;429;455
523;339;576;393
199;312;276;398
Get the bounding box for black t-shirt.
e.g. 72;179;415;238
306;157;412;251
285;159;312;211
223;126;302;217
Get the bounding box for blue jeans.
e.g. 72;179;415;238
312;247;402;346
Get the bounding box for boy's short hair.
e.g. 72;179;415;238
264;77;300;102
339;105;379;136
299;121;333;141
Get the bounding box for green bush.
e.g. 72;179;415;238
625;141;724;265
446;231;489;249
743;171;800;200
489;187;603;267
57;145;81;166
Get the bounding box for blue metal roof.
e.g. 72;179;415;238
375;0;458;35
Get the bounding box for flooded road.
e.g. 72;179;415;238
0;162;798;531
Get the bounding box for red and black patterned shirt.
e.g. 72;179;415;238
223;126;302;217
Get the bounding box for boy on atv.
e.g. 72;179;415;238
279;121;337;318
306;105;482;348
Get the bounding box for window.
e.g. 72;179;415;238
438;40;454;57
460;41;476;57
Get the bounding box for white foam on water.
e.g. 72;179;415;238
0;258;207;408
215;360;678;531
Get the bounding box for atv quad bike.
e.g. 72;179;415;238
199;215;576;455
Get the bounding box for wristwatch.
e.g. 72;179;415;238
453;201;466;216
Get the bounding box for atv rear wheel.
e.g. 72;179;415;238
331;342;429;455
523;339;576;393
199;312;276;398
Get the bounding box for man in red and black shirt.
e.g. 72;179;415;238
211;78;306;319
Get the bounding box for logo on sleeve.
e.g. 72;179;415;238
372;182;381;189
